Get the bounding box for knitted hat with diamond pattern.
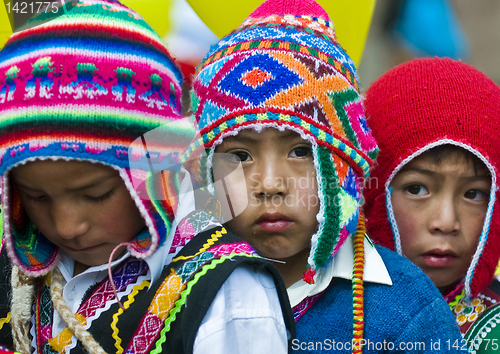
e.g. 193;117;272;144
0;0;191;277
189;0;378;282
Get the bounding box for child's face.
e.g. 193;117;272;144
390;152;491;293
213;128;319;264
11;160;146;271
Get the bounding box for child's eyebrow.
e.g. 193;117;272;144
223;135;258;144
65;175;115;192
399;167;491;181
15;175;115;192
13;183;42;192
461;175;491;181
398;167;437;177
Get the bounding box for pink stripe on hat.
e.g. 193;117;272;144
249;0;330;20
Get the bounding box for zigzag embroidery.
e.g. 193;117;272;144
148;253;260;354
111;280;151;354
171;228;227;262
0;312;10;330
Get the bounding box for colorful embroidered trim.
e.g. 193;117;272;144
111;280;151;354
197;39;359;92
150;252;258;354
123;242;257;354
464;304;500;353
233;15;338;52
352;215;366;354
171;228;227;262
182;112;371;178
239;14;335;32
448;289;466;309
292;291;326;322
37;258;148;353
0;313;10;330
453;297;487;327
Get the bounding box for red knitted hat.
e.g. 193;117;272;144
364;57;500;299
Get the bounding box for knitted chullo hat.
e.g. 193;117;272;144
189;0;379;282
0;0;190;277
364;58;500;299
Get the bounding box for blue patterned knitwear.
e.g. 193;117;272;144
294;246;467;353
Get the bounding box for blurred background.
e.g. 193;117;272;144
3;0;500;91
164;0;500;91
358;0;500;89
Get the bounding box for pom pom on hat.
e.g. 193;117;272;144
249;0;330;20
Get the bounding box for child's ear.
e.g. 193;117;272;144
11;183;27;233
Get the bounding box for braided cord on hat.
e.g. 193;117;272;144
352;214;366;354
10;266;35;354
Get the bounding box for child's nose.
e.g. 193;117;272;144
51;203;89;239
255;160;289;197
428;197;460;234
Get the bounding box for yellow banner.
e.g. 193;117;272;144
186;0;376;66
0;0;14;49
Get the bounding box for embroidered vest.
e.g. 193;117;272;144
450;279;500;353
0;226;295;353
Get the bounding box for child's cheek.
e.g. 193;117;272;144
392;201;422;256
213;168;250;220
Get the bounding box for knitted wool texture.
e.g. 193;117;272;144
0;0;189;277
296;245;465;353
364;57;500;299
189;0;378;278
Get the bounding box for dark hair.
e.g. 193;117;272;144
423;145;489;176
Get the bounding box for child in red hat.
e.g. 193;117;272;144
365;57;500;352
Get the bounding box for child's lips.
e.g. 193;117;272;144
421;249;458;268
65;244;103;252
256;220;293;232
255;213;293;232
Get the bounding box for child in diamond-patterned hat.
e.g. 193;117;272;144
0;1;294;353
189;0;466;352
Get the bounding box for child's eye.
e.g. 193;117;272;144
86;190;114;203
225;151;252;163
404;185;428;196
25;194;47;202
289;146;312;158
464;189;488;201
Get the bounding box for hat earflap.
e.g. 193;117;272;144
308;146;341;275
306;145;362;283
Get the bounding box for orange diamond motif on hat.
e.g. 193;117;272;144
241;68;272;88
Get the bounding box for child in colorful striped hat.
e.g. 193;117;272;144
0;1;294;353
189;0;466;352
364;57;500;353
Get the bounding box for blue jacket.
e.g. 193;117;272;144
294;246;466;353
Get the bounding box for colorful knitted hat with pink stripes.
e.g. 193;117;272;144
188;0;379;282
0;0;190;276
